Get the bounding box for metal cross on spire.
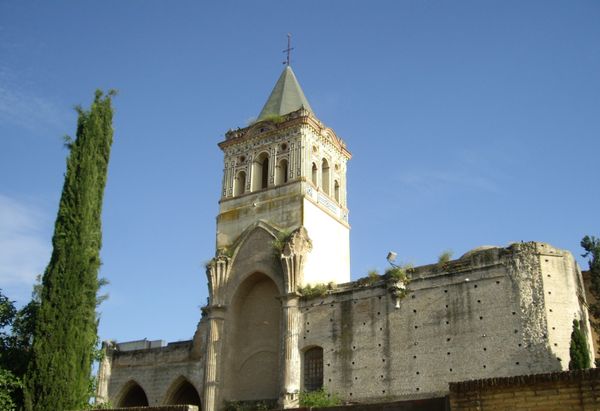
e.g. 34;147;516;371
282;33;294;66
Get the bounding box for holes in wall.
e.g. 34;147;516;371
416;388;420;392
474;284;478;288
549;309;553;312
382;358;386;363
378;343;382;347
411;295;416;299
479;316;483;320
444;290;448;293
416;371;420;375
446;338;451;342
330;318;333;322
349;393;353;397
483;347;487;351
413;309;417;313
483;365;487;369
447;352;451;356
355;377;358;381
377;312;381;315
351;361;355;365
514;330;518;334
515;362;520;365
414;325;418;329
496;280;500;284
445;304;449;308
352;346;356;350
518;343;522;347
449;368;453;372
477;300;481;303
382;390;386;394
512;312;516;315
379;327;383;331
363;322;366;326
306;322;310;325
413;355;417;359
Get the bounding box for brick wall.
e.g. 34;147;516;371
449;368;600;410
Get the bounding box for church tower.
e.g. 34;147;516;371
203;66;352;411
216;65;351;286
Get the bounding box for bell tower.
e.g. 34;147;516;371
216;66;351;286
202;66;352;411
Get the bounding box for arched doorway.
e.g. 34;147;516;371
117;381;149;407
165;377;201;406
227;272;281;401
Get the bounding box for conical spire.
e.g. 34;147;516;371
257;66;313;121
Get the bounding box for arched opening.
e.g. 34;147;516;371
165;377;201;406
234;170;246;196
311;163;318;186
276;159;288;185
334;180;340;202
252;153;269;191
227;272;281;401
321;159;330;195
117;381;149;407
303;347;324;392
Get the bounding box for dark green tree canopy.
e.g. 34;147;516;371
25;90;116;411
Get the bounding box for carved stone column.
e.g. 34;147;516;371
279;228;312;408
203;255;231;411
280;294;301;408
203;306;226;411
95;340;115;404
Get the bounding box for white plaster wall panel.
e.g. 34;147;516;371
302;199;350;286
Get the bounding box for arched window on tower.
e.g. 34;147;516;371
311;163;318;186
234;171;246;196
252;153;270;191
334;180;340;203
303;347;324;392
276;159;288;185
321;159;330;195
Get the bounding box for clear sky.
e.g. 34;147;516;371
1;1;599;344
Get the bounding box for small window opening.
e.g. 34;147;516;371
304;347;323;392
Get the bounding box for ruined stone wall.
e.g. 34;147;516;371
299;243;591;403
104;340;204;407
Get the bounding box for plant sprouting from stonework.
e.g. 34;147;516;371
385;264;413;300
298;283;331;299
272;230;292;254
355;269;382;287
437;250;453;269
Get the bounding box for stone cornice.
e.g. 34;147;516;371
219;109;352;159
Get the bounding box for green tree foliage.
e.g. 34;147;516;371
581;235;600;359
24;90;116;411
569;320;591;370
299;388;341;407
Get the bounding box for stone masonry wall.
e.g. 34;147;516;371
449;368;600;410
299;243;590;403
105;340;204;407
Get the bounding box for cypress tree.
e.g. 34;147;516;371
569;319;591;370
25;90;116;411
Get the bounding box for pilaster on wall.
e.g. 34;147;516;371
96;341;115;404
279;227;312;408
280;227;313;293
206;255;231;306
203;306;226;411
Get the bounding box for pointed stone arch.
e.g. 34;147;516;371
115;380;149;407
224;272;281;402
164;376;202;406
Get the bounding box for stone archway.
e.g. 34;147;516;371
226;272;281;401
164;376;201;406
116;380;149;407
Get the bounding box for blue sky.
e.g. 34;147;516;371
1;1;599;344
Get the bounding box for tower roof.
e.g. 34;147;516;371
257;66;313;121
